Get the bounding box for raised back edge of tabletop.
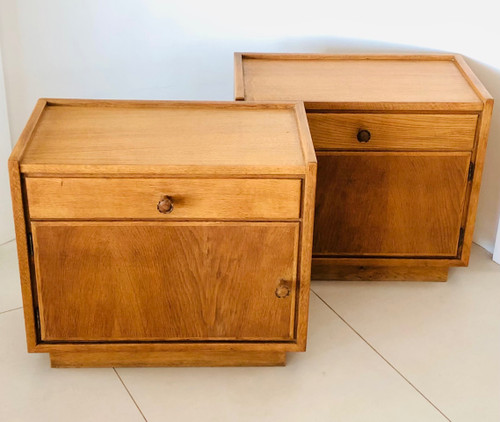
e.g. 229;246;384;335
13;99;316;176
234;53;492;110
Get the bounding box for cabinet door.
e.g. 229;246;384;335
32;222;299;342
313;152;470;257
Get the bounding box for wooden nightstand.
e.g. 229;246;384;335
9;99;316;367
235;53;493;281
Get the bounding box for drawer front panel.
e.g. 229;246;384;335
32;222;299;342
307;113;477;150
26;178;301;220
313;152;471;257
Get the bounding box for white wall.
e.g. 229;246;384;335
494;219;500;263
0;0;499;252
0;46;15;244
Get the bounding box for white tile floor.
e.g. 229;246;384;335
0;240;499;422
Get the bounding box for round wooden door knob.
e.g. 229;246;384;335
275;280;291;298
157;195;174;214
357;129;371;143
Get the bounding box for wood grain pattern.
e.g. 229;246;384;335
238;53;457;61
452;56;495;265
234;53;245;100
26;178;302;220
295;164;316;349
8;99;47;352
50;351;287;367
33;222;299;342
21;102;306;175
11;98;316;366
237;53;493;281
8;161;38;351
453;55;494;102
313;152;471;257
308;113;477;150
312;256;463;268
294;102;317;349
461;99;494;264
35;341;302;353
294;103;317;163
311;264;448;281
241;56;481;106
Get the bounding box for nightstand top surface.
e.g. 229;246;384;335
237;54;487;110
17;100;314;175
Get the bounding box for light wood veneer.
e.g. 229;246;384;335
26;178;302;220
235;53;493;281
9;99;317;366
308;114;477;150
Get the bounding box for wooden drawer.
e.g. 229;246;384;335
26;177;302;220
307;113;477;150
32;222;299;341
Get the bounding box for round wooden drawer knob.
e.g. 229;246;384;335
357;129;371;143
275;280;291;298
157;195;174;214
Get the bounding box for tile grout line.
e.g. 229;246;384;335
311;289;452;422
0;306;23;315
0;238;15;247
113;368;149;422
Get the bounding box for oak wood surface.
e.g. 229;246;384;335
294;102;317;164
236;53;493;281
461;99;494;264
238;53;457;60
9;161;38;351
11;98;316;366
313;152;471;257
453;55;494;102
21;100;307;175
8;99;47;352
50;351;287;367
234;53;245;100
35;341;302;353
26;177;302;220
311;256;463;268
292;101;317;349
33;222;299;342
311;264;448;281
308;113;477;150
240;55;481;106
451;57;495;265
295;162;316;349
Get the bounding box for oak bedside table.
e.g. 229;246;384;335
235;53;493;281
9;99;316;367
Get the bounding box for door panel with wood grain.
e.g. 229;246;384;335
32;222;299;342
313;152;471;257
